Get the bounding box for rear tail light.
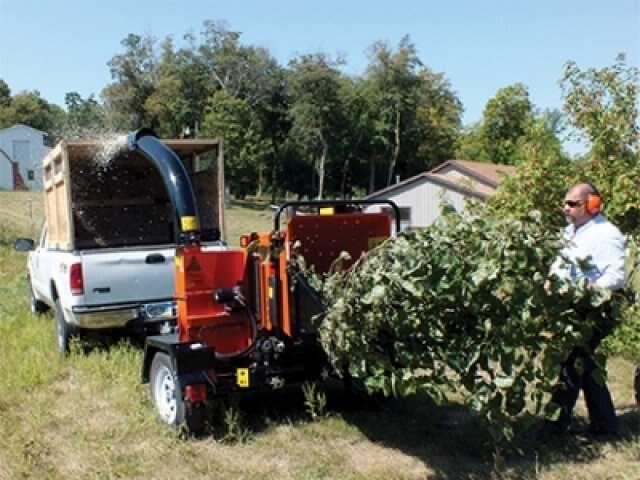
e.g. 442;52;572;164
184;384;207;403
69;263;84;295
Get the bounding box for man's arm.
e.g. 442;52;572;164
592;233;626;290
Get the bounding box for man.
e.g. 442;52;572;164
540;182;626;438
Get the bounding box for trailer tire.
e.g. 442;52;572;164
150;352;185;427
29;281;49;315
55;299;78;355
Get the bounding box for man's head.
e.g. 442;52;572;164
563;182;601;228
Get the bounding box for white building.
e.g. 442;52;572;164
0;124;49;190
364;160;516;231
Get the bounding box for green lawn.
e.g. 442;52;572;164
1;190;638;479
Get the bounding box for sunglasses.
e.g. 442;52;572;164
564;200;584;208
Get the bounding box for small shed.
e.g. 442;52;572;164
364;160;515;231
0;124;49;190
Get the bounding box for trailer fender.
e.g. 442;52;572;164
141;335;216;383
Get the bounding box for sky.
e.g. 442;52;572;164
1;0;639;135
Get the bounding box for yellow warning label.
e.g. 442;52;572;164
181;216;199;231
368;236;386;249
319;207;334;215
237;368;249;388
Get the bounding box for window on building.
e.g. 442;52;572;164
382;206;411;233
27;170;35;181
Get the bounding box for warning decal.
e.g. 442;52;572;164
186;256;202;273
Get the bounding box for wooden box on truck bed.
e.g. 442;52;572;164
42;137;225;250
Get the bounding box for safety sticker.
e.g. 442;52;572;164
237;368;250;388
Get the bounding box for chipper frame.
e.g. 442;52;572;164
130;129;399;432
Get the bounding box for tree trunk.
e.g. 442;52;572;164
270;141;279;205
256;162;264;197
387;110;401;186
316;137;328;199
340;155;351;198
368;158;376;194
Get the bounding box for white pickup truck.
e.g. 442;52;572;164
15;131;226;354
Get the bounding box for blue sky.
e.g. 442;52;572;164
1;0;639;131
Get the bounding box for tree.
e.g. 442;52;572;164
199;20;280;106
560;53;640;234
561;53;639;164
0;80;10;107
458;87;563;168
480;83;535;165
103;33;159;131
0;90;65;140
456;122;491;163
201;90;270;198
142;36;193;137
413;69;463;172
486;129;573;231
364;36;423;188
197;21;288;197
64;92;106;136
333;77;377;197
254;67;292;202
287;53;347;199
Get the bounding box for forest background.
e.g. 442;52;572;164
0;19;636;204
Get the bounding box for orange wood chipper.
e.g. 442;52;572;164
128;129;399;432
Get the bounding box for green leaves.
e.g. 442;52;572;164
317;209;623;445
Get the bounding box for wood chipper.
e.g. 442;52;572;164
128;129;399;432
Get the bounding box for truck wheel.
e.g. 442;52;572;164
150;352;185;427
55;299;78;355
29;281;49;315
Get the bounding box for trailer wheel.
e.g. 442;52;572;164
55;299;78;355
29;281;49;315
150;352;185;427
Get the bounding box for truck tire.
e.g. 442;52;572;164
29;281;49;315
55;299;78;355
150;352;185;427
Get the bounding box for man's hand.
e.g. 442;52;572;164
540;330;554;340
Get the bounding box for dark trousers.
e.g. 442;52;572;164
549;327;619;432
635;364;640;406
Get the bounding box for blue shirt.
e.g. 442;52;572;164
550;214;626;291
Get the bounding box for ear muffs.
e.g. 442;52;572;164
586;192;601;215
585;182;602;215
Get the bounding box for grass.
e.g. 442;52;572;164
224;200;275;245
1;190;639;479
0;191;43;245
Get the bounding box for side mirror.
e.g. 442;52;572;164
14;238;35;251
